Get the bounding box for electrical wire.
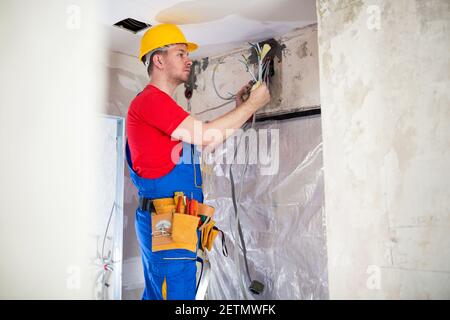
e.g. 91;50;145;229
195;46;271;117
239;56;257;82
97;134;118;299
194;99;235;116
227;40;273;297
212;58;236;101
101;202;116;260
229;122;254;279
93;202;116;300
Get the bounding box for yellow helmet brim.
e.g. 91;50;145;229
138;23;198;62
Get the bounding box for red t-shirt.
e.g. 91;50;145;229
126;84;190;179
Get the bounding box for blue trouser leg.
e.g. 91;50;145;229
139;255;164;300
149;260;197;300
135;208;198;300
135;209;162;300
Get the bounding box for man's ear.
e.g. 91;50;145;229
152;53;163;69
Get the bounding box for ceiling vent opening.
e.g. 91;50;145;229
113;18;151;34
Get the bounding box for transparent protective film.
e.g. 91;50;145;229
201;115;328;299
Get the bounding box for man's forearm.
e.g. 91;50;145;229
203;100;259;149
172;84;269;149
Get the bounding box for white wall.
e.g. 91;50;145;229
317;0;450;299
0;0;108;298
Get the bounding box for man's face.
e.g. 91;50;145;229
161;44;192;84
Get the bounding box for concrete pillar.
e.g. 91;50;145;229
317;0;450;299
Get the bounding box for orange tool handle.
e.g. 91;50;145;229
176;195;183;213
189;199;194;216
191;199;198;216
185;198;190;215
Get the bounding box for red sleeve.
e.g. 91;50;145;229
139;91;190;135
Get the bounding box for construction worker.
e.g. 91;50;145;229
126;23;270;300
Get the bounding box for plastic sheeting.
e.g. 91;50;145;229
201;114;328;299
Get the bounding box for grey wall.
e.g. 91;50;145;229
317;0;450;299
174;24;321;119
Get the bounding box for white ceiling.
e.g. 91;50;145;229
105;0;317;59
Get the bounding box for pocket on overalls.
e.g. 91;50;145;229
172;213;200;246
151;212;174;250
151;212;200;253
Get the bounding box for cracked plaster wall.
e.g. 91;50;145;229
317;0;450;299
173;24;321;121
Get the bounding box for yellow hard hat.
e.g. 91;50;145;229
139;23;198;62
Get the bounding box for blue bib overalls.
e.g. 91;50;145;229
126;141;203;300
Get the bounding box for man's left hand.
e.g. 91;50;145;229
235;81;254;107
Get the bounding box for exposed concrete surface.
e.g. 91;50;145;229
317;0;450;299
174;24;321;121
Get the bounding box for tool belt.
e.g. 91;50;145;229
140;192;224;254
